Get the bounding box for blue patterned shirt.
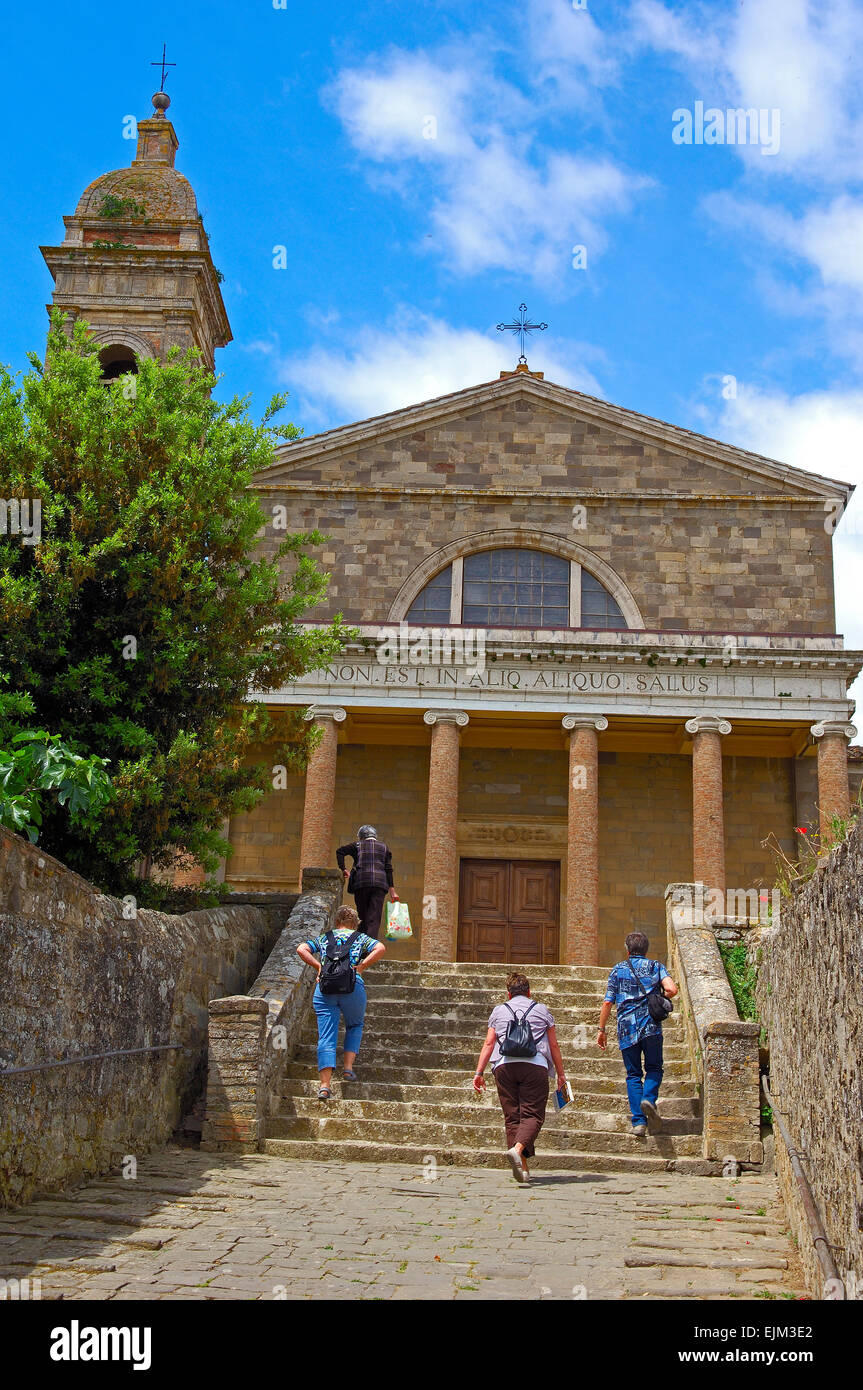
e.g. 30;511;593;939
604;956;669;1050
305;927;378;966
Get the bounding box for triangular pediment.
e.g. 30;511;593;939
254;374;852;502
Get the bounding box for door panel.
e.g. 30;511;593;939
457;859;559;963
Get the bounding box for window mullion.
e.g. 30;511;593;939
570;562;581;629
450;557;464;624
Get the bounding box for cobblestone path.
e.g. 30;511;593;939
0;1147;807;1300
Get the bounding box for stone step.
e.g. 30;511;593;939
372;965;611;985
279;1075;702;1107
261;1137;709;1175
290;1042;695;1077
361;996;671;1021
273;1093;702;1135
267;1113;702;1155
305;1017;688;1047
293;1028;689;1056
362;988;612;1008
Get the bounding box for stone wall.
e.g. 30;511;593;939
260;395;837;633
0;828;281;1208
756;817;863;1297
201;869;342;1151
665;883;762;1168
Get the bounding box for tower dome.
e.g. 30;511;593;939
40;90;231;375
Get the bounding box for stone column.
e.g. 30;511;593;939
297;706;346;888
562;714;608;966
421;710;469;961
810;720;858;837
685;716;732;894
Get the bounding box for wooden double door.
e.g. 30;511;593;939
457;858;560;964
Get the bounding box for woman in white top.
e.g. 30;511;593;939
472;971;568;1184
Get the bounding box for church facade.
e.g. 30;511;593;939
43;95;862;967
235;374;861;966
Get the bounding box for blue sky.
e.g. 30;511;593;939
2;0;862;688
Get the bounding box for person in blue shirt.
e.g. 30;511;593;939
296;905;386;1100
596;931;679;1137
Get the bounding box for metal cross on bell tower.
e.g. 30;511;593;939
150;43;176;92
497;303;547;365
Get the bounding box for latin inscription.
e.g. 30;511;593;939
307;664;715;694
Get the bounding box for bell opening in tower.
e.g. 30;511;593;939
99;345;139;381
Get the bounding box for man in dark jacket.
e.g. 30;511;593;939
336;825;398;940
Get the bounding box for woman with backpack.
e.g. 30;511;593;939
296;905;386;1100
472;971;568;1185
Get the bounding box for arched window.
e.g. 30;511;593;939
405;548;627;629
99;345;138;381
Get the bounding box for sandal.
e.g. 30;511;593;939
317;1086;331;1100
343;1070;357;1082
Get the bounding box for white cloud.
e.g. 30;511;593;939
632;0;863;177
705;193;863;295
330;51;481;161
279;309;603;426
716;383;863;704
526;0;620;103
327;47;647;281
701;191;863;366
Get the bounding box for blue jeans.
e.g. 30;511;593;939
620;1032;663;1127
313;977;367;1071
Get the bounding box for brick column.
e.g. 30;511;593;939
298;706;346;889
685;716;731;893
562;714;607;966
810;720;857;836
421;709;468;961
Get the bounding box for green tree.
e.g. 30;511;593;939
0;315;349;890
0;686;112;843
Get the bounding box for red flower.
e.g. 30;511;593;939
795;826;808;834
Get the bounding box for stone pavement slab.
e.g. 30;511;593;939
0;1145;808;1300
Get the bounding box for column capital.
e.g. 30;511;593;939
685;715;732;737
423;709;469;728
810;719;858;742
562;714;608;733
304;705;347;724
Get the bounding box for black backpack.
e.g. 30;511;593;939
625;957;673;1024
499;1001;542;1058
319;930;360;995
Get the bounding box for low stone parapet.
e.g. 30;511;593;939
665;883;762;1168
0;828;279;1207
201;868;342;1152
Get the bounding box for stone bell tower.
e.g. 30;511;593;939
40;90;231;376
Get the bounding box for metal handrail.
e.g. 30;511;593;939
0;1044;182;1078
761;1073;840;1295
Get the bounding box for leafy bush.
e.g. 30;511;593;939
718;940;759;1022
0;721;111;844
98;193;147;220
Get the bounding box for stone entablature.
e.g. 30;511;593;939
258;625;861;724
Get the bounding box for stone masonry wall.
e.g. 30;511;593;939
756;816;863;1296
665;884;762;1168
0;828;280;1208
262;396;836;634
201;869;342;1151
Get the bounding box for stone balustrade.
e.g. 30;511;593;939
201;868;343;1152
665;882;763;1169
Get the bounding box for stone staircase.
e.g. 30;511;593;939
263;960;705;1174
